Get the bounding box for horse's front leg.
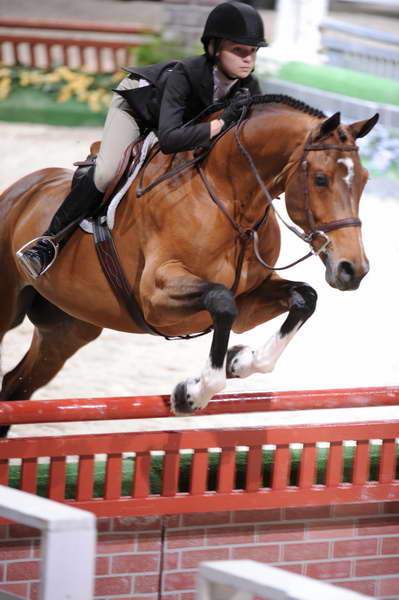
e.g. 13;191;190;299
172;283;237;414
227;274;317;379
141;264;237;415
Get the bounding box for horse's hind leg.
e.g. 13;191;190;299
226;274;317;379
0;282;36;380
0;296;102;436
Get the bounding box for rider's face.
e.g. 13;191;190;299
217;40;257;79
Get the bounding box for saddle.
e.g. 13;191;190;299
72;137;145;215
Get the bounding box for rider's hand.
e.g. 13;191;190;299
220;88;250;130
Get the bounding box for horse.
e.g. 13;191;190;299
0;94;378;432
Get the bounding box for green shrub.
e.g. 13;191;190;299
135;35;197;66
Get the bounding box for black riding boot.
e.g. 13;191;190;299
16;167;103;279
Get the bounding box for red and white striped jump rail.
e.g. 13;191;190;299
0;18;158;72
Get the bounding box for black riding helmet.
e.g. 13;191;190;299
201;1;268;52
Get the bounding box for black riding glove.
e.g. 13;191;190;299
220;88;250;130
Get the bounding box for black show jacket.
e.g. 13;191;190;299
116;54;261;154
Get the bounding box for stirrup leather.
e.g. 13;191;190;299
16;236;59;278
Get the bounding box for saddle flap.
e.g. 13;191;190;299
73;141;100;167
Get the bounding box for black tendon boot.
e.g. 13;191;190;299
16;167;103;279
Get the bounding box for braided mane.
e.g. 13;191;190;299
203;93;326;120
200;93;326;123
250;93;326;118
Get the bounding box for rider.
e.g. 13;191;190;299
17;0;267;279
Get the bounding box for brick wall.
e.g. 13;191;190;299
0;502;398;599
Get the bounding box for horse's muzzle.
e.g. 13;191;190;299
325;258;370;291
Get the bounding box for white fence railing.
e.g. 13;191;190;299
197;560;372;600
320;18;399;79
335;0;399;4
0;485;96;600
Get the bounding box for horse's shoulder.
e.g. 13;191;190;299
32;167;73;181
12;168;74;195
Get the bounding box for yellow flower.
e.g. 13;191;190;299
54;66;77;82
0;67;11;78
0;77;11;100
87;89;104;112
57;84;73;103
43;72;61;83
102;91;112;107
70;75;93;93
4;65;117;110
19;71;31;87
29;71;43;86
112;69;125;82
77;90;89;102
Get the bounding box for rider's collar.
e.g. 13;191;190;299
213;66;238;102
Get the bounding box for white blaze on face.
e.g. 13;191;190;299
338;157;354;187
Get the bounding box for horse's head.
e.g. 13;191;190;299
283;111;379;290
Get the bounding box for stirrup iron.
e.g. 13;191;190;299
16;235;59;278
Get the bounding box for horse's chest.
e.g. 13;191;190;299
213;245;267;295
237;255;268;294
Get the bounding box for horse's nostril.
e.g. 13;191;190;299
338;261;355;283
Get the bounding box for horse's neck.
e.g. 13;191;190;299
205;116;306;227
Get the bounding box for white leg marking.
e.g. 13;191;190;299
337;157;354;187
229;324;302;378
184;358;226;411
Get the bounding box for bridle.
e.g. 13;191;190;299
137;107;361;278
228;114;361;272
300;136;361;242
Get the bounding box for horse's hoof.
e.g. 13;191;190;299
170;379;200;415
226;344;254;378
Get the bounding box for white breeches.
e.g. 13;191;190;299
94;77;141;193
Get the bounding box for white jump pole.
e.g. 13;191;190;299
197;560;373;600
0;486;96;600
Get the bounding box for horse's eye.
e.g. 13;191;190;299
314;173;328;187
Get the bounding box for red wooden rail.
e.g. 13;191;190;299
0;386;397;518
0;385;397;425
0;18;157;35
0;18;158;72
0;420;397;517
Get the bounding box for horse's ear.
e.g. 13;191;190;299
312;112;341;141
349;113;379;138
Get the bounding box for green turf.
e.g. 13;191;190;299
0;87;107;127
277;62;399;106
7;445;395;499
